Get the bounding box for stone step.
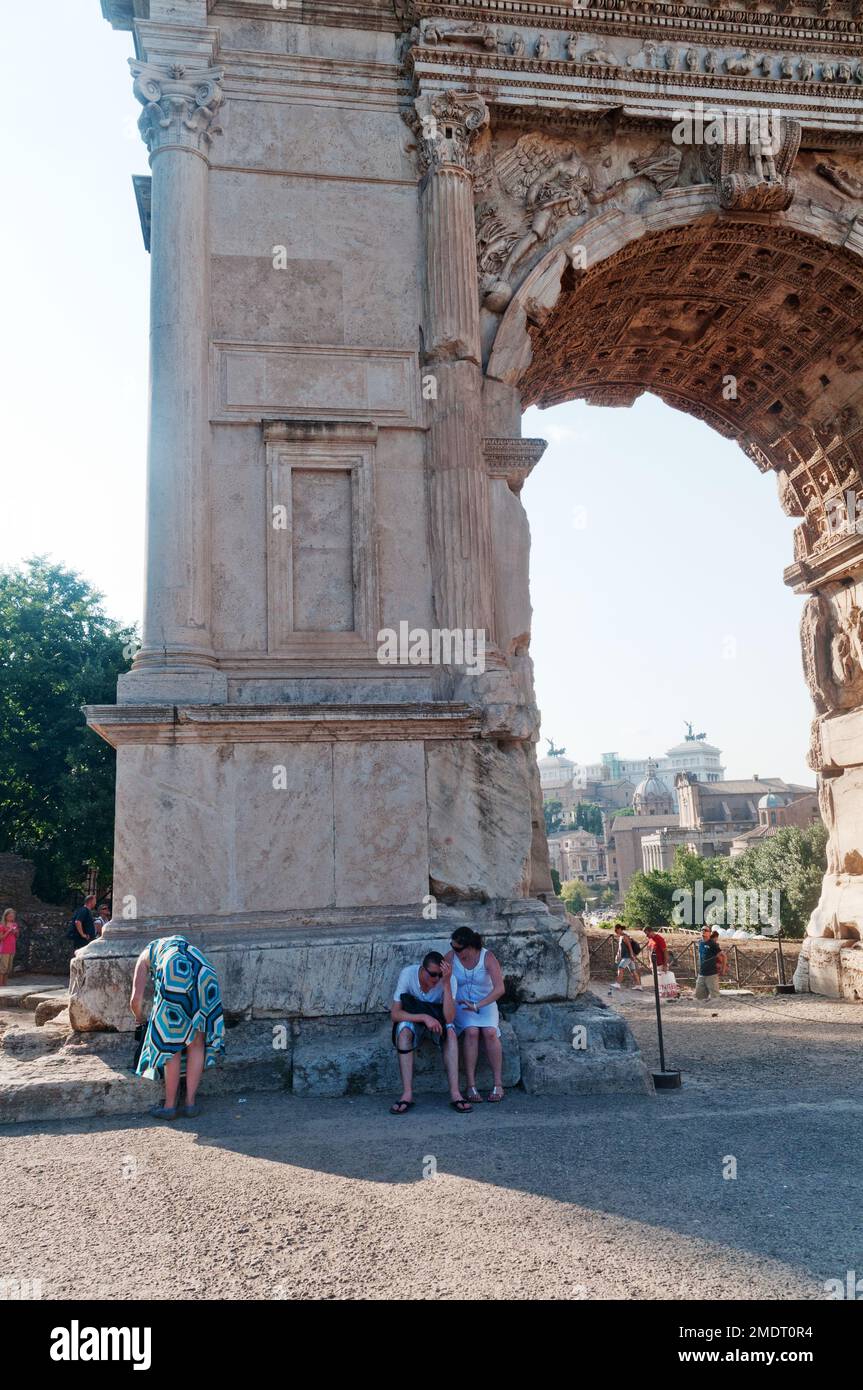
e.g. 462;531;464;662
0;976;67;1013
0;997;652;1124
0;1023;291;1126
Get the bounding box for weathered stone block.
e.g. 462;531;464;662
426;741;532;900
291;1016;520;1097
520;1046;653;1096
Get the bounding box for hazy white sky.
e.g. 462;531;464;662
1;2;812;785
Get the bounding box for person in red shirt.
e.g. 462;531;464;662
642;925;668;970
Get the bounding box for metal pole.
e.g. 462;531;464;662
653;951;666;1073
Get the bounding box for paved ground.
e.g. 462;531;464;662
1;987;861;1301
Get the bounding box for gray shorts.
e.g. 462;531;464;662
695;973;720;999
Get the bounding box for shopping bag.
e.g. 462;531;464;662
658;970;679;1000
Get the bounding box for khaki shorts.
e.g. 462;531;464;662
0;953;14;975
695;972;720;1000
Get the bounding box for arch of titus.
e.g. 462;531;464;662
78;0;863;1079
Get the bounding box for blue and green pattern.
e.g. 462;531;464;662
136;936;225;1080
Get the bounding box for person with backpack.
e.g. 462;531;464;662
389;951;472;1115
611;923;645;990
68;894;97;949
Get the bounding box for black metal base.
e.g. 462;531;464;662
775;983;796;995
653;1069;682;1089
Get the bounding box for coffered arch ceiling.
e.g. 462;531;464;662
504;217;863;568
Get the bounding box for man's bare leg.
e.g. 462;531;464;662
396;1028;415;1103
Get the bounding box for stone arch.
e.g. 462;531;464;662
482;193;863;985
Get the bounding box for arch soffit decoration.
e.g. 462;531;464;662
484;188;863;570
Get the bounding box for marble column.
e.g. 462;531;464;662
417;92;494;641
129;60;224;672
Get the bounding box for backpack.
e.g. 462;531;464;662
629;938;642;955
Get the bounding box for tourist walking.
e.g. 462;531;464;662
710;929;729;982
694;925;722;1001
389;951;472;1114
611;924;644;990
129;935;225;1120
69;893;98;949
446;926;506;1103
0;908;20;986
642;925;668;970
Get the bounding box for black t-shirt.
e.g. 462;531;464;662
74;906;95;940
700;940;720;976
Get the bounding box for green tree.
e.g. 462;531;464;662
575;801;604;836
550;866;561;895
723;824;827;937
0;558;135;901
622;869;676;929
543;799;564;834
560;877;592;913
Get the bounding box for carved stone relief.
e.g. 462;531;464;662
706;115;800;211
472;127;685;311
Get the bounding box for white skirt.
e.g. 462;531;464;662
454;1001;500;1036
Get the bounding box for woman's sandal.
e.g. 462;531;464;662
149;1104;178;1120
450;1099;472;1113
465;1087;483;1104
390;1099;414;1115
487;1087;505;1103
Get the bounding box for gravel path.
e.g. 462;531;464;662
1;988;861;1301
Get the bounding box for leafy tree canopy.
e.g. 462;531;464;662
622;869;676;929
0;558;135;902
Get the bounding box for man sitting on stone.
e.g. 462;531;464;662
390;951;472;1114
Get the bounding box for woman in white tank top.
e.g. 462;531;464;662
446;927;506;1102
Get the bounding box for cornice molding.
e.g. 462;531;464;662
85;702;484;747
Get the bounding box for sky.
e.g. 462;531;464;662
1;2;812;786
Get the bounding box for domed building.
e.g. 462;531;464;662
632;758;674;816
758;791;790;826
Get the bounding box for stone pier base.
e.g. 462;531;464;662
793;936;863;1001
51;905;653;1109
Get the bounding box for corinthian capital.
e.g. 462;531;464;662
412;91;489;174
129;59;224;157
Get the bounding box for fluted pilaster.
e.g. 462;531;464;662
422;166;481;365
129;59;224;671
417;90;494;642
428;362;494;633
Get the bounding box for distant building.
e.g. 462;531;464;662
572;730;726;809
547;828;606;884
632;758;674;817
730;788;820;855
610;774;817;896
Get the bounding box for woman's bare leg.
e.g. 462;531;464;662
482;1029;504;1092
162;1053;182;1110
185;1031;206;1106
462;1027;480;1090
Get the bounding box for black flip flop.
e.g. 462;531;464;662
449;1099;472;1113
390;1099;415;1115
